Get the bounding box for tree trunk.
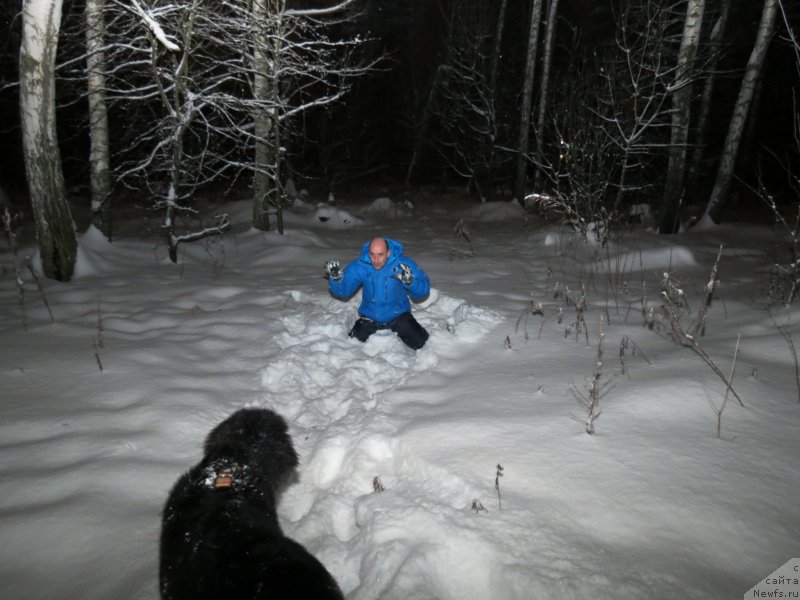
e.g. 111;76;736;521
702;0;778;224
251;0;282;232
19;0;77;282
688;0;730;193
658;0;705;234
533;0;560;191
86;0;112;239
514;0;544;203
488;0;508;95
482;0;508;200
164;0;199;262
740;66;766;168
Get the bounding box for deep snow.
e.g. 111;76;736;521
1;190;798;599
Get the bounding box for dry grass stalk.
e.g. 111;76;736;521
647;246;744;407
449;218;474;260
3;208;27;330
495;463;504;511
571;331;614;434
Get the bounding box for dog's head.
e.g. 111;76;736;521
203;408;299;488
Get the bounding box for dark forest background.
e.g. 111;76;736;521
1;0;798;222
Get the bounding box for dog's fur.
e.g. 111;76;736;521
159;408;344;600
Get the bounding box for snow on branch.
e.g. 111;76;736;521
129;0;180;52
285;0;357;17
171;215;231;246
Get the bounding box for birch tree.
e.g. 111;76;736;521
19;0;77;281
688;0;730;192
659;0;705;233
85;0;111;238
532;0;559;191
702;0;778;224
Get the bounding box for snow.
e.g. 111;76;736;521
1;192;798;599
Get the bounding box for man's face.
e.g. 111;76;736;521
369;239;390;270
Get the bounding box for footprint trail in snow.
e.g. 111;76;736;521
253;287;503;596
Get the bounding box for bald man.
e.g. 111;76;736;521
325;237;430;350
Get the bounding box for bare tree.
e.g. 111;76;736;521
534;1;678;239
702;0;778;224
404;2;504;199
513;0;544;203
532;0;560;191
250;0;373;233
19;0;77;281
112;0;232;261
659;0;705;234
688;0;731;193
486;0;509;195
93;0;372;255
428;4;499;200
488;0;508;96
251;0;279;232
755;0;800;306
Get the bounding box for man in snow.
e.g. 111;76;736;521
325;237;430;350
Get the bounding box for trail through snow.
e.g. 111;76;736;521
254;286;507;597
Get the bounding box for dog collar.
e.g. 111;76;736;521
204;464;243;490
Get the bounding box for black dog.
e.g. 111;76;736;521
159;408;344;599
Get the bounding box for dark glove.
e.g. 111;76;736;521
394;263;413;285
324;259;342;281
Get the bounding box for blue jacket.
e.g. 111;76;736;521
329;238;430;324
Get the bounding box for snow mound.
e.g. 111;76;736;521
311;206;363;228
363;197;413;218
462;200;524;221
258;289;501;428
72;226;139;278
596;245;698;273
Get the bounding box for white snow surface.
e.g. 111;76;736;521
1;193;798;599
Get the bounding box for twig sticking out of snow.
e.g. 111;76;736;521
495;463;504;511
449;218;474;260
94;292;104;373
571;329;615;434
471;499;488;513
618;335;651;376
515;298;544;342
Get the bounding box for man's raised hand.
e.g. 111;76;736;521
324;259;342;281
394;263;413;285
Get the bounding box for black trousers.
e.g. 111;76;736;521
349;312;429;350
